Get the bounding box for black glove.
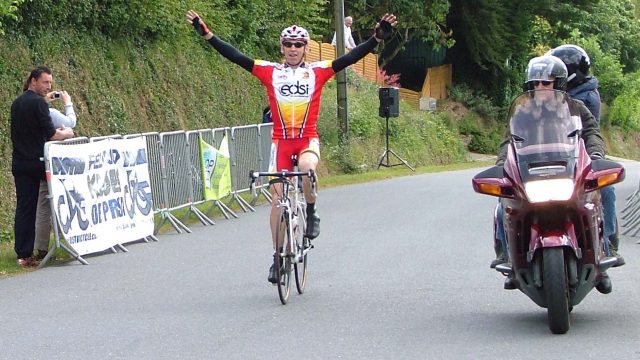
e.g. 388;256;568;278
192;17;211;37
374;19;393;40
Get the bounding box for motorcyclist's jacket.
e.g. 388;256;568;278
496;97;605;165
205;35;380;139
568;77;601;123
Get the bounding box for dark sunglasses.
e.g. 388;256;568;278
282;41;306;48
530;80;554;87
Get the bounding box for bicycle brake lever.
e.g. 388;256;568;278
249;171;257;197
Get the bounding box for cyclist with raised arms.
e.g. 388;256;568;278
186;9;398;284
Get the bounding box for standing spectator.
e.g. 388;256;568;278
10;66;74;267
34;89;77;260
331;16;357;50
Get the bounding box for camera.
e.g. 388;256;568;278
53;92;61;99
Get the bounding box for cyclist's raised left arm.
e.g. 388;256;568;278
206;36;254;72
332;37;378;72
332;13;397;73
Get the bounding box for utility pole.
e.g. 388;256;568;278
334;0;348;142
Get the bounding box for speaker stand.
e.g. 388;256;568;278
377;116;415;171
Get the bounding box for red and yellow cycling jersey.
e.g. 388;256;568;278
252;60;335;139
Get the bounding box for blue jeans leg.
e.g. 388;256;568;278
601;185;617;254
494;200;507;257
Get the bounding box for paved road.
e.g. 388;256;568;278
1;161;639;359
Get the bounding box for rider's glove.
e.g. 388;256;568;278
192;16;211;37
374;19;393;41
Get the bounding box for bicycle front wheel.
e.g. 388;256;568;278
276;213;292;305
295;206;309;294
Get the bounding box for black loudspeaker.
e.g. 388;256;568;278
378;87;400;118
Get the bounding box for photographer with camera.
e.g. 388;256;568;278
11;66;74;267
22;77;77;261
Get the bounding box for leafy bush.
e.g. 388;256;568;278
0;0;25;35
608;71;640;131
448;84;504;122
458;113;501;154
9;0;183;39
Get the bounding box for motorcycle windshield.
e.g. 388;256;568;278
508;90;581;185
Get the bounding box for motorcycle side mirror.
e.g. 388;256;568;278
472;165;515;198
584;159;626;193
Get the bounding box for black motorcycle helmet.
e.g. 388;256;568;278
548;44;590;88
523;55;568;91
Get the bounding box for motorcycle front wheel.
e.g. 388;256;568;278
543;247;570;334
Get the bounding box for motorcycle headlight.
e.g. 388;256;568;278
524;179;574;203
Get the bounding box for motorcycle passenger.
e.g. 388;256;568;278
548;44;624;267
492;55;611;292
186;10;398;284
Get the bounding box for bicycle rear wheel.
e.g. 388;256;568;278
276;213;292;305
295;205;308;294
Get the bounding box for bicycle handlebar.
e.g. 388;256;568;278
249;170;314;180
249;170;317;197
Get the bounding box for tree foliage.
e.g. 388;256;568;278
6;0;188;39
544;0;640;73
608;71;640;130
5;0;328;56
344;0;450;45
0;0;25;35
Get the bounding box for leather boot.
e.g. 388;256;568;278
595;272;612;294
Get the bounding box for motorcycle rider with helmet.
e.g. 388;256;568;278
548;44;625;267
491;55;612;293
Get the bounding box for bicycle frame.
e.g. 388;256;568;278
250;169;315;256
249;166;316;304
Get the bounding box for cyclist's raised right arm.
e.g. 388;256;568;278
186;10;254;73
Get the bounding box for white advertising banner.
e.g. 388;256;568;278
46;138;154;255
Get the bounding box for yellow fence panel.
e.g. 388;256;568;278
307;40;321;63
320;43;336;61
422;64;452;100
399;88;420;108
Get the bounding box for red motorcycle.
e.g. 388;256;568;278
472;90;625;334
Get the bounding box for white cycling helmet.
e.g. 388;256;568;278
280;25;310;43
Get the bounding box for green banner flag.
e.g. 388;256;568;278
200;135;232;200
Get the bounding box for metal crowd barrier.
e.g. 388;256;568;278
137;123;272;234
621;178;640;243
41;123;275;266
228;125;259;212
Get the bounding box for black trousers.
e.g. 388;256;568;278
12;158;45;259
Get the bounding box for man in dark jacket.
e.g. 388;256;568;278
11;66;74;267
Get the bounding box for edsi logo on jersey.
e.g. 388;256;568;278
278;81;309;97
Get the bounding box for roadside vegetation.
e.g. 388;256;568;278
2;0;640;275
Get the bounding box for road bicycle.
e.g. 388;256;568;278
250;161;316;305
